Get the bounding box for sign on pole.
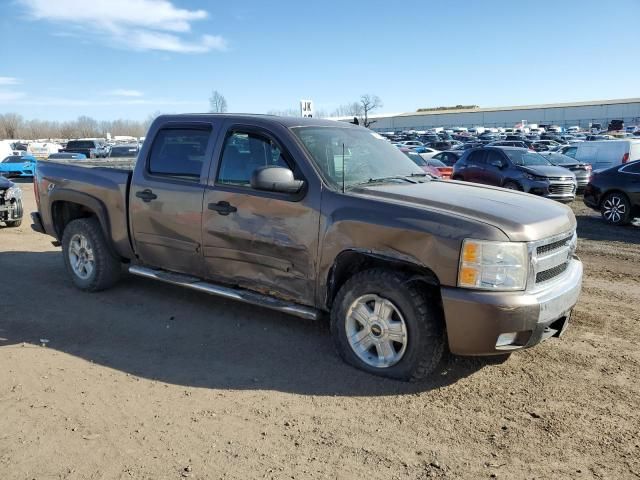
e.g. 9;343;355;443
300;99;314;118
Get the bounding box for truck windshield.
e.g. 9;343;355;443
504;150;552;166
291;126;424;189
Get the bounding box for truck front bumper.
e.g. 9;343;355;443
441;258;582;355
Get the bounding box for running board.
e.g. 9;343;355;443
128;265;319;321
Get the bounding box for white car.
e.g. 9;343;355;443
400;141;424;148
418;147;441;160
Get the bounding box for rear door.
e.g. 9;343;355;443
463;150;487;183
129;121;220;276
201;122;321;305
483;150;507;186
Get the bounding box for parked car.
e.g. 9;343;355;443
583;160;640;225
488;141;530;149
573;139;640;170
32;114;583;381
108;144;140;158
27;142;62;159
452;146;577;202
431;150;463;167
421;158;453;179
47;152;88;160
62;140;103;159
0;154;37;177
540;152;591;190
0;176;23;227
399;140;424;148
400;149;443;178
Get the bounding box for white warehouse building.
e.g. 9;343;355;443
360;97;640;131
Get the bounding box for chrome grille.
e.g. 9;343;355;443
547;176;573;181
536;262;569;283
549;183;576;195
537;234;573;255
529;230;577;288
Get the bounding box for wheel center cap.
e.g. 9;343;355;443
370;324;383;337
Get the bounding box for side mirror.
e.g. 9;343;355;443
251;166;304;194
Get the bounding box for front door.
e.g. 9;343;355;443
129;123;217;276
201;126;320;305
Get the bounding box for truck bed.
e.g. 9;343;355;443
35;159;135;259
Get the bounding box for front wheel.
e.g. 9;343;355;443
601;192;631;225
330;269;444;381
61;217;122;291
4;198;23;227
503;181;521;191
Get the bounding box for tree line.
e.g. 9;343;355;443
1;91;384;140
0;112;159;140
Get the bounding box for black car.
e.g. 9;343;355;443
0;176;23;227
583;160;640;225
452;146;577;202
431;150;463;166
108;144;140;158
540;152;591;190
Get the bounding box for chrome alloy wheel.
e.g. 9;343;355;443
345;294;408;368
602;195;626;223
68;233;95;280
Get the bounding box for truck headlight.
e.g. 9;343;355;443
458;239;528;291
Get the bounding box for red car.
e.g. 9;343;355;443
400;148;449;178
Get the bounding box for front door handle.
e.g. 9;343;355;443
136;189;157;202
208;201;237;216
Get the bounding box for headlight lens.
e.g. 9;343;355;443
4;186;21;199
523;172;543;181
458;239;528;291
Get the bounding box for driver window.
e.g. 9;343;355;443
217;131;290;187
486;151;504;167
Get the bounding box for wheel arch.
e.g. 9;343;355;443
49;190;122;258
325;249;441;311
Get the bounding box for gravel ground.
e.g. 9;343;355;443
1;180;639;480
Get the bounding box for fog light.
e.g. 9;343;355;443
496;332;518;347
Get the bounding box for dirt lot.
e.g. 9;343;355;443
1;180;639;480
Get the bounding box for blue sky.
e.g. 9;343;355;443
0;0;638;121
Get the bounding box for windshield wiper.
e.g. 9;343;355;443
347;174;427;190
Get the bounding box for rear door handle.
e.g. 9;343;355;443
135;189;157;202
208;201;237;215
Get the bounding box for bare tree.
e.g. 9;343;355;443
331;102;363;118
0;113;24;139
360;94;382;128
75;116;99;138
209;90;228;113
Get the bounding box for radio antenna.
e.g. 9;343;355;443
342;142;346;193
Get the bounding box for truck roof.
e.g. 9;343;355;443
155;113;356;129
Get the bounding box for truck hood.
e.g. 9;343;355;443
518;165;575;178
352;180;576;242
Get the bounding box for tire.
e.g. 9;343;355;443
5;198;23;227
61;217;121;291
330;268;444;381
601;192;631;225
503;181;521;191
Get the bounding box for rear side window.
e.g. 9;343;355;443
148;128;211;179
467;151;485;164
623;162;640;173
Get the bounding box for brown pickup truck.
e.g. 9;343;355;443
31;114;582;381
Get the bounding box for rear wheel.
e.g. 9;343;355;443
62;217;121;291
601;192;631;225
330;269;444;381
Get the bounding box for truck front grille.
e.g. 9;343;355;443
536;234;573;256
530;230;576;288
536;262;569;283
